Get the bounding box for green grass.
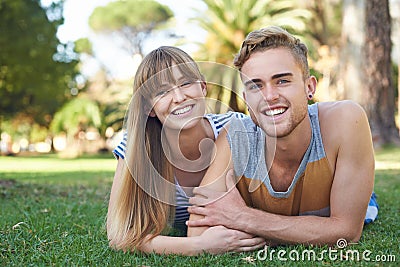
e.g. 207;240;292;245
0;149;399;266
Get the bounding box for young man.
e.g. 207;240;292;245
187;26;376;246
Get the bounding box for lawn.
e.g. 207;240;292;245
0;148;399;266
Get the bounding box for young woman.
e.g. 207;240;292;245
107;46;266;255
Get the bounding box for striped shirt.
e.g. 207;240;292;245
112;112;247;232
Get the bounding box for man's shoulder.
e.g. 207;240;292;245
317;100;366;123
317;100;370;147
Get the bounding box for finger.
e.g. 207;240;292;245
187;205;207;215
242;237;266;247
185;217;210;227
236;241;266;252
236;238;266;252
189;196;214;206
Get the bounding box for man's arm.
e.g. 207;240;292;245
188;101;374;245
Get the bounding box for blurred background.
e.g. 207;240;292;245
1;0;399;158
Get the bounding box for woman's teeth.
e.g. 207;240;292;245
172;105;193;115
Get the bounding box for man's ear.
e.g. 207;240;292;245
242;91;247;102
306;76;317;97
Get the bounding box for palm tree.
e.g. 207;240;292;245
193;0;311;112
50;97;102;156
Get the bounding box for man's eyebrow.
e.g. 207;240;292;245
244;79;262;87
272;72;293;79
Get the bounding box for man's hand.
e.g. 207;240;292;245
187;169;247;229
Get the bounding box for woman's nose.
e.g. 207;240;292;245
171;87;186;103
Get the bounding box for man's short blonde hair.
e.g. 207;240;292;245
234;26;310;80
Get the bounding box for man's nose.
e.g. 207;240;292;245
261;84;279;102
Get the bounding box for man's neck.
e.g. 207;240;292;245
265;116;312;169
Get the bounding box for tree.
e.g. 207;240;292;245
73;37;130;134
51;97;101;137
364;0;400;146
50;96;102;156
194;0;311;112
0;0;78;126
300;0;342;49
89;0;173;57
338;0;365;102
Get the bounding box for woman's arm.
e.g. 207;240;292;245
187;129;233;237
108;159;264;255
138;226;265;255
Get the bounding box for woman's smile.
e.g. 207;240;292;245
171;104;195;116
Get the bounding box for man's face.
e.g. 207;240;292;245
241;48;312;138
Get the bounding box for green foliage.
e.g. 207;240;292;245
0;118;51;143
0;148;399;266
74;38;93;55
89;0;173;32
195;0;311;63
0;0;78;126
88;0;173;55
29;124;49;143
50;97;102;137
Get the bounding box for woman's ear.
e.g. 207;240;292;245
144;102;157;117
201;81;207;96
148;109;156;117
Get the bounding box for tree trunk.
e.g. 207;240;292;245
364;0;400;146
338;0;365;102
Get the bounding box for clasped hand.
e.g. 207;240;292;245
187;169;247;230
187;169;265;254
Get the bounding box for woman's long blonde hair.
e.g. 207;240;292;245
107;46;204;250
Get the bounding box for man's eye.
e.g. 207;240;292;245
247;83;262;90
277;79;289;85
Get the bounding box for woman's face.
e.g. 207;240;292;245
149;65;206;131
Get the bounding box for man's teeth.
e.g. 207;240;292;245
172;105;193;115
265;108;286;116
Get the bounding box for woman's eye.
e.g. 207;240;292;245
179;81;193;88
155;90;168;97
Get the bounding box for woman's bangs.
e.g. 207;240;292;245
175;61;201;81
140;61;176;98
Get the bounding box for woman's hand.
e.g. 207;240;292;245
193;225;266;254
